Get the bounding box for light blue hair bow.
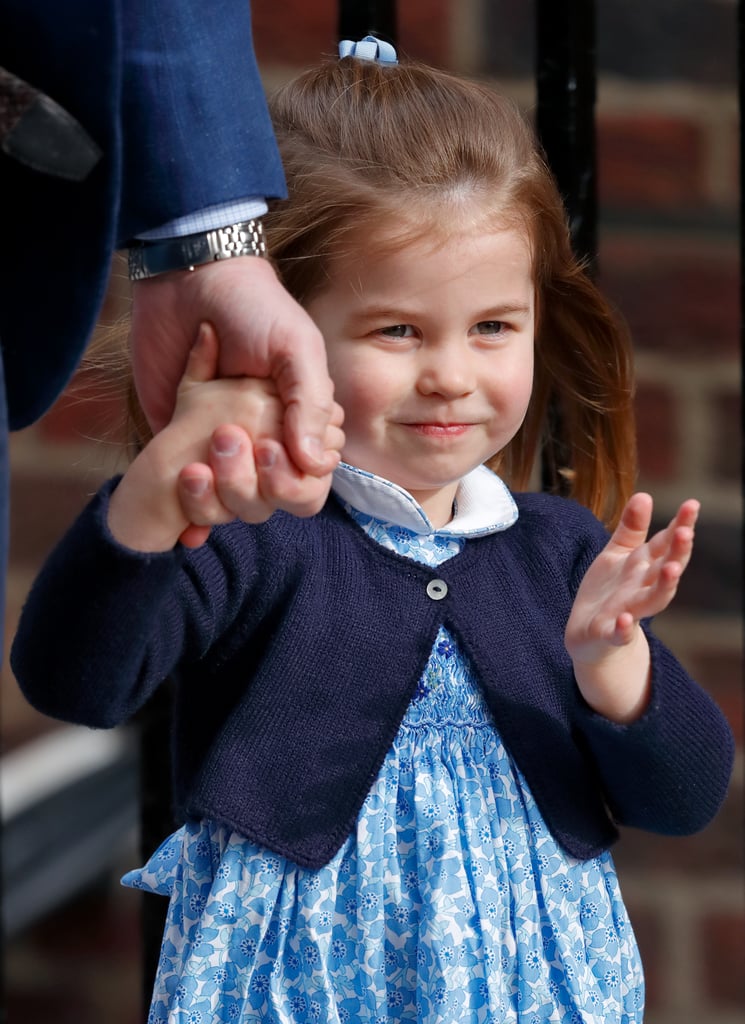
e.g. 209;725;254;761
338;35;398;65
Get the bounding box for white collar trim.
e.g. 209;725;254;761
331;462;518;537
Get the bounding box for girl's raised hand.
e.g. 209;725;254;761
564;493;699;722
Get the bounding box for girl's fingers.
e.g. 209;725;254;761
602;504;698;635
610;492;653;550
644;500;699;575
178;523;212;549
177;460;235;549
254;438;337;518
676;498;701;527
622;552;688;625
179;322;220;389
202;423;338;525
177;463;233;527
208;425;276;524
610;611;636;646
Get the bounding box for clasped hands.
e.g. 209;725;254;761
173;322;345;547
107;318;343;554
120;255;345;549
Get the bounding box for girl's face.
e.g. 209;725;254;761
305;221;535;527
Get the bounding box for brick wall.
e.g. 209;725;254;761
3;2;742;1021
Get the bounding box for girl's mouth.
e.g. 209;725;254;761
404;423;472;437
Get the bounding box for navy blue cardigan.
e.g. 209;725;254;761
11;481;734;869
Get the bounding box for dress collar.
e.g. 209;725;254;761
331;462;518;537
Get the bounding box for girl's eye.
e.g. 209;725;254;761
379;324;415;339
474;320;506;336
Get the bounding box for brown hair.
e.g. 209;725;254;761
265;56;636;527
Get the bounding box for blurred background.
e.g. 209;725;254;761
2;1;742;1022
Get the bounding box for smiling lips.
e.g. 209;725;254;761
402;422;475;437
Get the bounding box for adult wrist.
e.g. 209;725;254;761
127;219;268;281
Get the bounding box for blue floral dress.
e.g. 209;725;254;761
123;471;644;1024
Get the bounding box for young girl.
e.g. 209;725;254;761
12;38;733;1024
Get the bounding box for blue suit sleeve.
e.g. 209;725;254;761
118;0;286;242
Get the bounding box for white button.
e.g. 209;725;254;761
426;578;448;601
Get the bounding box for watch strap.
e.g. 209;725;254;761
128;219;267;281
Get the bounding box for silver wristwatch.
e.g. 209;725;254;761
128;219;268;281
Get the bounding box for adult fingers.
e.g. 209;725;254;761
131;275;200;432
329;400;345;428
323;412;346;459
276;341;338;475
259;286;337;475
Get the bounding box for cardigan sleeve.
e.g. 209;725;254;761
10;477;261;729
576;629;735;836
549;493;736;836
542;493;735;837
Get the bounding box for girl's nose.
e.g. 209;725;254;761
416;345;477;399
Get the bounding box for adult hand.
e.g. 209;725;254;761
130;256;338;475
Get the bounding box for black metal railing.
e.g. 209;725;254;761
536;0;597;268
338;0;396;42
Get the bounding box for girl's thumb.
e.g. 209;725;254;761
182;321;220;386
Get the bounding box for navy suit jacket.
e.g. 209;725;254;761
0;0;286;431
0;0;286;628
